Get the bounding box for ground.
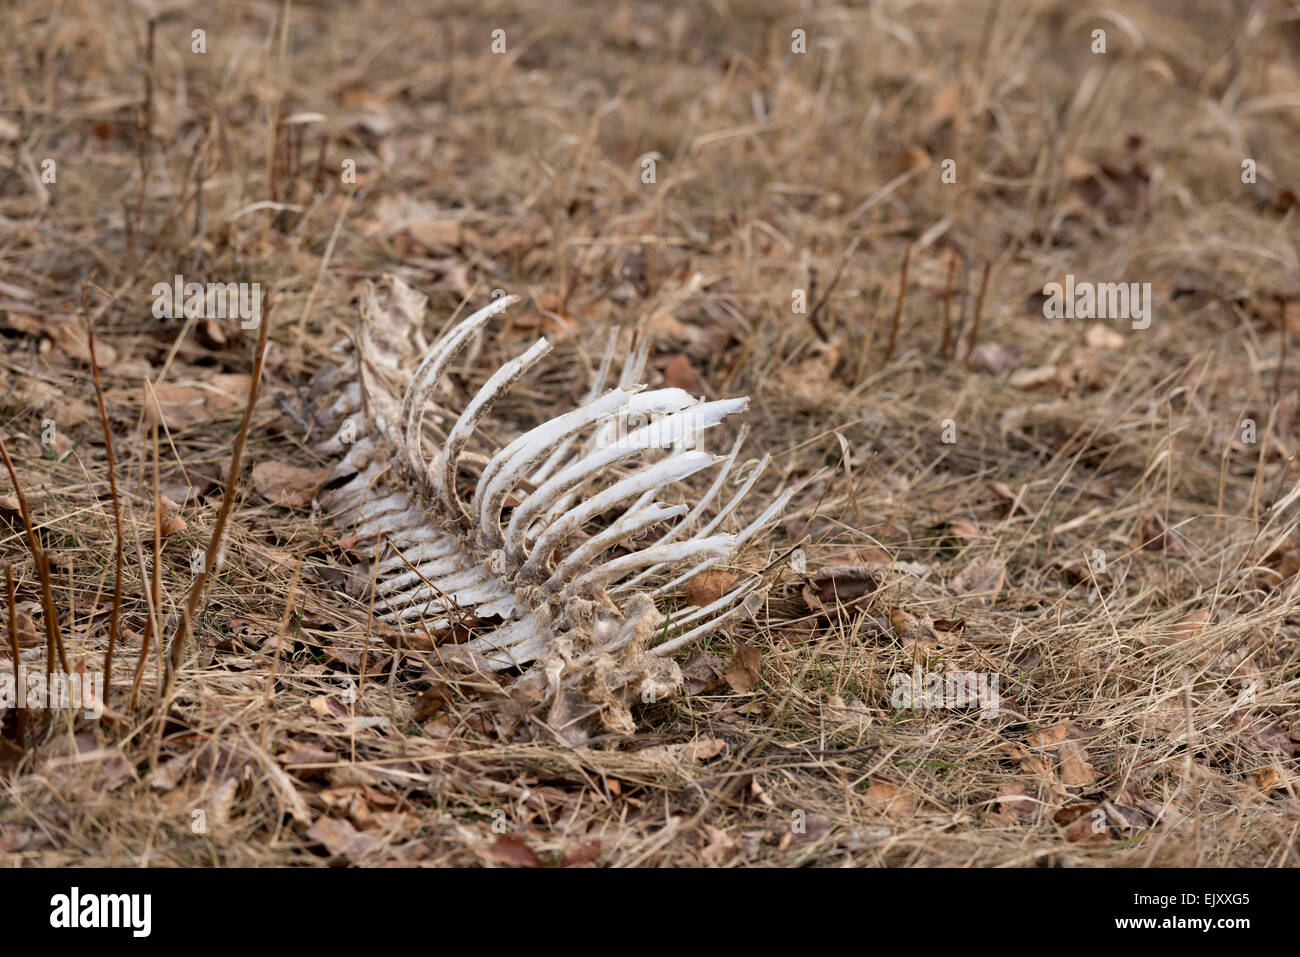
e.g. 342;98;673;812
0;0;1298;867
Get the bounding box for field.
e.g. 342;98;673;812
1;0;1298;867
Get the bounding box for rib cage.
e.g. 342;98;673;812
314;276;789;732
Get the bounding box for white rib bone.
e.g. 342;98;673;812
651;487;793;596
651;592;762;658
375;538;458;575
504;398;744;560
544;502;687;588
575;534;734;591
614;454;773;595
436;337;552;519
652;427;747;547
529;331;620;487
398;295;520;473
521;451;718;578
472;388;639;546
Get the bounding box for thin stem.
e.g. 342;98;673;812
83;281;124;704
163;292;274;702
883;244;911;363
0;437;68;673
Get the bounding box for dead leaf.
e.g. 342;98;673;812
950;554;1006;603
208;776;240;833
1250;766;1283;796
307;816;379;859
967;343;1016;375
158;496;186;538
1138;514;1183;554
252;461;333;508
47;321;118;369
790;812;832;847
648;311;728;360
698;824;741;864
641;734;727;765
1084;323;1125;351
1058;740;1098;788
1058;803;1109;843
39;734;136;791
413;682;454;722
146;375;250;431
561;840;601;867
1170;609;1212;643
662;353;705;393
0;825;39;853
927;81;963;131
724;644;761;693
483;833;543;867
681;653;727;695
1009;364;1059;390
862;779;916;821
1267;548;1300;587
406;219;462;250
1227;713;1299;757
776;342;844;404
947;519;982;543
1;603;39;650
989;782;1037;823
809;565;879;605
889;606;921;638
686;570;738;607
278;742;336;778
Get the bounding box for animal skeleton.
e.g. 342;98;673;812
313;276;791;742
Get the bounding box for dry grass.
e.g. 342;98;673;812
1;0;1298;866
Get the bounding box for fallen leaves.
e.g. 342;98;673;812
775;340;845;404
47;320;118;369
144;374;251;431
1250;533;1300;590
662;353;705;393
1226;713;1299;757
405;218;462;251
1024;721;1102;791
987;783;1037;825
949;554;1006;604
724;644;761;693
680;652;727;695
1137;514;1183;554
481;833;544;867
0;602;40;650
252;461;333;508
967;342;1016;375
686;569;738;607
648;311;728;360
640;734;727;765
157;495;187;538
1084;322;1125;351
307;816;379;860
861;779;918;821
802;565;879;614
1057;741;1099;788
787;812;831;848
1054;803;1109;844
